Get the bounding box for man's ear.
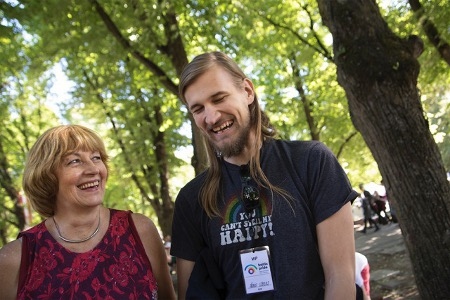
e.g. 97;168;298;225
243;78;255;104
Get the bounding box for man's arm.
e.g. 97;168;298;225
317;202;356;300
176;258;195;300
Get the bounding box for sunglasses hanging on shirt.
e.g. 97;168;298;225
240;165;260;213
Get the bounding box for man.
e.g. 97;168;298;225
361;191;380;233
358;184;380;233
171;51;358;299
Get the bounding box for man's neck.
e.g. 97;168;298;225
224;155;251;166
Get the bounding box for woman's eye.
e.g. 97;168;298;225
92;156;102;161
67;159;80;165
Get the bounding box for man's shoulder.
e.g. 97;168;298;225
266;139;326;154
178;169;208;195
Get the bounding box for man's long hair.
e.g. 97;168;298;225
179;51;289;217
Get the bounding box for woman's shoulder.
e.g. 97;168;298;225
0;238;22;263
130;212;158;235
109;209;156;231
130;211;153;224
0;238;22;297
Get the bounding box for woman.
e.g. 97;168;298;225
0;125;176;299
355;252;371;300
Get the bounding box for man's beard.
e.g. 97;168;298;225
215;122;251;158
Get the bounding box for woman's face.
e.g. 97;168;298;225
55;150;107;211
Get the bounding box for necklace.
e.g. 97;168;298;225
52;212;101;243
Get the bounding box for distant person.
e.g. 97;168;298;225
171;51;358;299
0;125;176;299
379;180;398;223
358;183;368;198
362;191;380;233
373;191;389;224
164;234;172;262
164;235;176;274
387;196;398;223
355;252;371;300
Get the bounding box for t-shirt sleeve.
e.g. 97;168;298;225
305;142;359;224
170;184;205;261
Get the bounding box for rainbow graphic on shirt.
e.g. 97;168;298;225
223;192;271;224
218;190;275;245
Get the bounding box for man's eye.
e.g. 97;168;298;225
213;96;226;103
191;107;203;114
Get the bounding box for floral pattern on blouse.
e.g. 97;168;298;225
17;209;158;300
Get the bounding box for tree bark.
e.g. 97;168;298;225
317;1;450;298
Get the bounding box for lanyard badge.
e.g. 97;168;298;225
239;246;275;294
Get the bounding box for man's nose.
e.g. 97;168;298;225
204;106;221;125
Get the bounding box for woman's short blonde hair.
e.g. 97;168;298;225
22;125;109;217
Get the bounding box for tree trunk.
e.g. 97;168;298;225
0;139;26;232
289;55;321;141
317;1;450;298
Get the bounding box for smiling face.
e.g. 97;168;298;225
185;65;256;159
55;150;107;211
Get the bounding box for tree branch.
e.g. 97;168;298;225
408;0;450;66
257;6;333;61
89;0;179;94
336;131;357;159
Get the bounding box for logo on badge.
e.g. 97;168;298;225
244;264;258;275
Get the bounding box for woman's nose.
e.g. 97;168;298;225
84;160;100;174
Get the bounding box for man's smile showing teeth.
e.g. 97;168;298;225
212;121;233;133
78;180;100;190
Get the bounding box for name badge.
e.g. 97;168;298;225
239;246;275;294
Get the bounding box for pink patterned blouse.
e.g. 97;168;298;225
17;209;158;299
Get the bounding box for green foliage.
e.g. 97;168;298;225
1;0;449;243
0;1;64;244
